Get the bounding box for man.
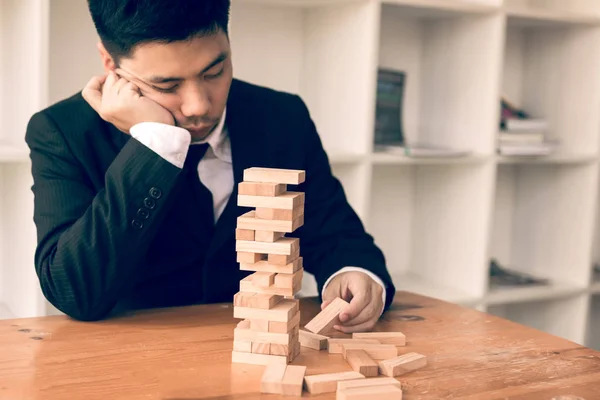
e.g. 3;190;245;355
25;0;395;330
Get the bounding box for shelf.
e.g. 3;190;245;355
391;272;480;306
484;282;586;305
497;154;598;165
0;144;29;163
328;153;367;165
232;0;360;7
371;152;490;165
506;6;600;27
382;0;500;18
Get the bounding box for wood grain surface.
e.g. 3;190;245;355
1;291;599;399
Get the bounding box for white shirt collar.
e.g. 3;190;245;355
191;108;231;163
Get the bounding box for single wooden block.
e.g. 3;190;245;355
255;206;304;221
232;350;288;366
255;230;285;243
240;275;301;297
304;371;365;394
237;211;304;233
378;352;427;377
233;298;299;322
250;319;270;332
337;377;402;391
274;268;304;289
232;339;252;353
281;365;306;397
304;297;349;335
342;344;398;360
234;292;282;310
252;271;276;288
269;343;289;356
328;339;381;354
235;326;297;345
238;181;286;197
238;192;305;211
299;329;329;350
261;363;287;395
269;310;300;334
268;248;300;266
240;257;303;274
352;332;406;346
236;237;300;256
236;319;251;329
345;349;379;377
235;228;255;241
337;384;403;400
243;167;306;185
236;251;266;264
252;342;271;355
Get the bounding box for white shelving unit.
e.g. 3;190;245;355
3;0;600;349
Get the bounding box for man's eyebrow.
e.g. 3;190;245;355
147;52;229;84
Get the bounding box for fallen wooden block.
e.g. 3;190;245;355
260;363;306;396
235;228;255;241
304;297;349;335
240;274;301;297
379;352;427;377
255;230;285;243
237;210;304;233
238;181;286;197
233;298;299;322
236;237;300;256
299;330;329;350
256;206;304;221
341;343;398;360
345;349;379;377
239;257;303;274
269;310;301;334
232;350;288;366
337;377;401;391
337;384;403;400
252;271;276;288
236;251;266;264
238;192;305;211
243;167;306;185
274;268;304;289
352;332;406;346
328;338;381;354
233;292;282;309
304;371;365;394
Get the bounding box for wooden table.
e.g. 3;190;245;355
1;292;600;399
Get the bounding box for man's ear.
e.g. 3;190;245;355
97;41;116;72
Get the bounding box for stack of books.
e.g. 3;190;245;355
498;99;556;157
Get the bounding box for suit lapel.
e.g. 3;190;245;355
207;80;270;260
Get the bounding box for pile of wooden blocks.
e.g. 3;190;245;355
231;167;306;366
262;296;428;398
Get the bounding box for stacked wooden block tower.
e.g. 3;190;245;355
231;167;306;366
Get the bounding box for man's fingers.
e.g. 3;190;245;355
321;300;331;310
82;75;107;112
339;292;369;323
102;71;117;96
113;78;129;94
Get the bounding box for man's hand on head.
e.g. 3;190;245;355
321;271;385;333
82;71;174;134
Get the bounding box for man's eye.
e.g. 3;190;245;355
205;67;224;80
153;85;179;93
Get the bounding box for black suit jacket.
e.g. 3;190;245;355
25;79;395;321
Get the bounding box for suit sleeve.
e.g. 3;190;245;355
293;97;396;311
25;111;183;321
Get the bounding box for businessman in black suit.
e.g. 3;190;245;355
25;0;395;327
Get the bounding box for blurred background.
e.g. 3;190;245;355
1;0;600;350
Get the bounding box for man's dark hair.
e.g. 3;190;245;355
87;0;231;63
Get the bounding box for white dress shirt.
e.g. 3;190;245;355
130;111;386;315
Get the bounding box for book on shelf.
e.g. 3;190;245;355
498;98;554;157
373;68;405;148
489;259;549;289
497;140;558;157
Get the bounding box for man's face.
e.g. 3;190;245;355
118;30;233;141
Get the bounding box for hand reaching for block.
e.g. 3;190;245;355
321;271;385;333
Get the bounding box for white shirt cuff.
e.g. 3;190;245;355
130;122;191;168
322;267;387;317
